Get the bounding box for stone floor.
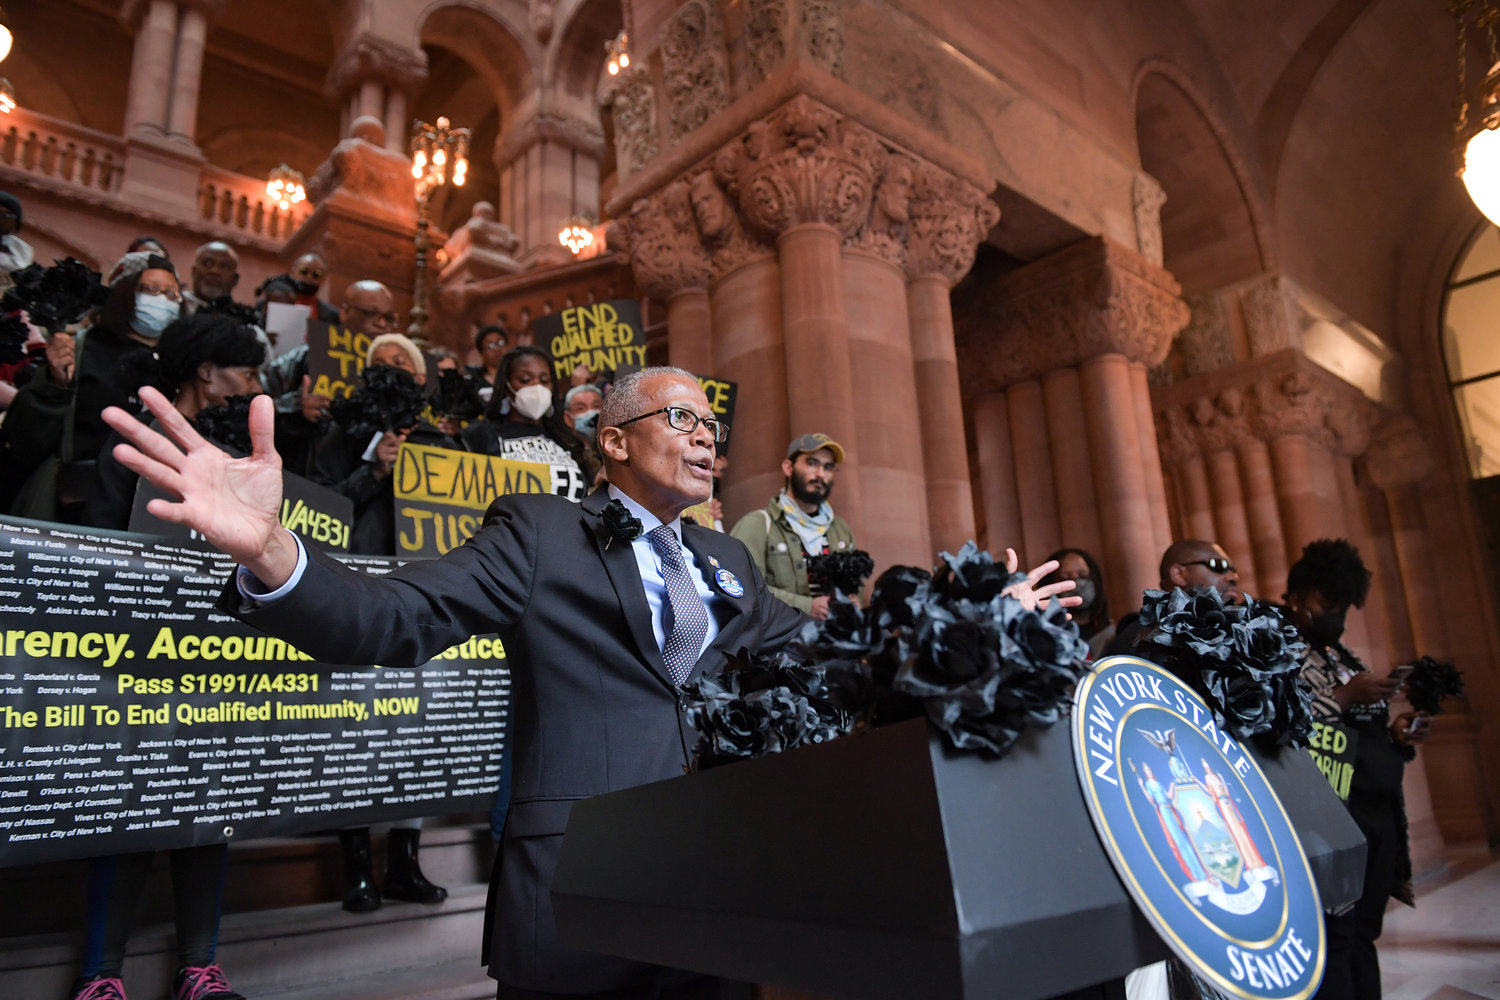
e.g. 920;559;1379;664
1381;850;1500;1000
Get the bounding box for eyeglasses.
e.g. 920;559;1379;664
616;405;729;443
1182;557;1235;574
350;304;400;326
138;284;182;302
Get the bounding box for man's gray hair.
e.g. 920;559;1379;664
600;366;699;428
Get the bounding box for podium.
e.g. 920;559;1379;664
551;717;1365;1000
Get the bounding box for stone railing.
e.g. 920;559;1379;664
0;107;124;195
197;165;308;242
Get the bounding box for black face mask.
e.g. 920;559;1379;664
290;277;319;296
1303;607;1347;647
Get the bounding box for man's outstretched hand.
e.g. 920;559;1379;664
1002;549;1081;613
102;387;299;587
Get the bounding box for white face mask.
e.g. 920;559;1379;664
511;383;553;421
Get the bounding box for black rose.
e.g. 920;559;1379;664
867;565;931;630
600;499;643;545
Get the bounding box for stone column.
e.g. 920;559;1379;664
973;392;1023;554
122;0;179;137
711;257;786;519
1236;436;1287;600
618;178;713;372
957;238;1188;616
164;3;210;143
494;110;607;263
905;164;1000;556
324;34;428;143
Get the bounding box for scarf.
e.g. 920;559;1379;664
778;490;834;556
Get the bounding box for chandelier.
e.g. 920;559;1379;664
605;0;632;76
0;78;13;115
1454;1;1500;225
265;163;306;212
558;215;596;254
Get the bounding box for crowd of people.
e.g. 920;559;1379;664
0;186;1440;1000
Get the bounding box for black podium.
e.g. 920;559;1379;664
551;718;1365;1000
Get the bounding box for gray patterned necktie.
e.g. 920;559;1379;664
647;525;710;685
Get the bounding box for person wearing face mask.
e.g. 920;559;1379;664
0;251;179;521
287;251;340;324
1286;539;1424;1000
563;383;603;440
1042;548;1114;658
461;346;594;501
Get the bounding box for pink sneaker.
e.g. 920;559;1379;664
70;977;127;1000
171;965;244;1000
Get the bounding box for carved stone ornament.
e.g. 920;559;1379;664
444;201;521;259
1179;292;1235;378
904;162;1000;284
661;0;732;142
529;0;556;43
606;67;662;180
1362;414;1435;490
618;178;713;301
714;95;883;239
1239;272;1299;357
845;154;914;268
1132;173;1167;267
325;34;429;102
969;238;1190;387
494;112;607;171
1153;349;1378;463
305;116;414;210
801;0;845;77
743;0;791;81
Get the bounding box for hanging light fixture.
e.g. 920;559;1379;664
265;163;306;212
1454;1;1500;224
406;115;471;339
605;0;632;76
558;214;596;254
0;79;13;115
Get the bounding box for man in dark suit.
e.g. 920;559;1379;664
103;367;806;998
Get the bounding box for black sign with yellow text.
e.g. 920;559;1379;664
303;321;373;400
391;442;554;557
0;516;510;866
532;299;646;383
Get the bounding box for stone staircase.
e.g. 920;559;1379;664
0;821;496;999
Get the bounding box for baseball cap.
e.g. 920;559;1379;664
786;432;845;463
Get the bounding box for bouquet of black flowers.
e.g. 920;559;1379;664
1136;587;1314;749
1403;656;1464;715
681;649;855;769
0;257;108;362
192;394;257;456
886;543;1091;755
431;367;486;421
329;364;427;433
806;548;875;597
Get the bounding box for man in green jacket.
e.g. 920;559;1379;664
730;432;855;620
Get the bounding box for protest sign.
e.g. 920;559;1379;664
532;299;646;383
0;516;509;866
303;321;371;399
391;442;556;557
1305;721;1357;801
131;470;354;554
695;374;737;457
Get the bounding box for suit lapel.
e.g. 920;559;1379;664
580;491;673;691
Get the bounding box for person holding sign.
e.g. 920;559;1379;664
1288;540;1425;1000
729;433;855;620
460;346;594;501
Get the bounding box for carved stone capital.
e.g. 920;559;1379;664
325;34;429;103
1178;293;1235;378
1152;349;1379;464
1132;173;1166;267
903;162;999;284
493;111;607;171
617;178;714;301
1362;415;1435;490
603;67;662;181
661;0;732;143
1240;272;1299;357
959;237;1189;389
714;95;883;239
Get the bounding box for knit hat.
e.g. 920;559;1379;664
106;250;175;287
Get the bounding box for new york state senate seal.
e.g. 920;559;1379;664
1072;656;1326;999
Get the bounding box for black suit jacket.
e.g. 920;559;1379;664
228;487;808;991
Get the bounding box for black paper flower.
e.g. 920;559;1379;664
329;365;427;433
431;367;486;421
1138;588;1314;749
196;295;261;327
681;649;854;768
192;394;257;456
1404;656;1464;715
806;548;875;597
599;499;642;546
2;258;107;334
889;544;1092;755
